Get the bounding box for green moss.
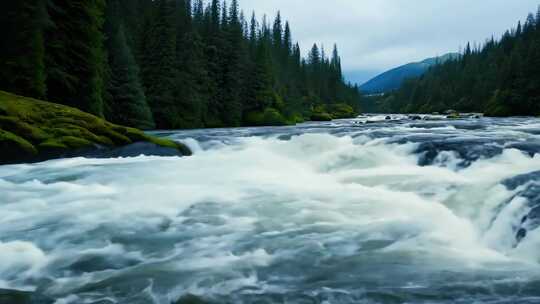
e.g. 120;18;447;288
38;140;68;150
59;136;94;149
0;103;7;116
147;137;178;149
0;129;38;157
0;115;48;141
117;126;147;142
0;90;191;164
147;136;193;156
38;136;94;151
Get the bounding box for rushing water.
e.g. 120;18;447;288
3;115;540;304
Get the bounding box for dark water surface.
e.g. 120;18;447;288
2;115;540;303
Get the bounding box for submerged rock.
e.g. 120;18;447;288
0;91;191;164
411;138;504;167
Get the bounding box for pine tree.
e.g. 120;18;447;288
140;0;178;128
283;22;292;58
331;44;342;75
249;12;258;51
0;0;362;128
105;0;154;129
174;0;209;128
220;0;244;126
46;0;107;116
272;12;283;49
0;0;47;99
308;43;321;65
107;25;155;129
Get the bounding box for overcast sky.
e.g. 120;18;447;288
237;0;539;84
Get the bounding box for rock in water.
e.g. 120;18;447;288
502;171;540;243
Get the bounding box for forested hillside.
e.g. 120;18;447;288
359;53;459;94
0;0;361;130
374;7;540;116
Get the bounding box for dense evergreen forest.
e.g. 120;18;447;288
0;0;361;130
369;7;540;116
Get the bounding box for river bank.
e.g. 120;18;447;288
0;91;191;165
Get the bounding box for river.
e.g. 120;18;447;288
2;115;540;304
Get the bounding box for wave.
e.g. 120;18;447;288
2;118;540;303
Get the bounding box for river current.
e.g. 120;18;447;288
2;115;540;303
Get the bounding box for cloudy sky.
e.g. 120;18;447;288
237;0;539;84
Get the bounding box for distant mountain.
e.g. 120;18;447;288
360;53;460;94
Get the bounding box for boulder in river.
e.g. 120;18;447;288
502;171;540;244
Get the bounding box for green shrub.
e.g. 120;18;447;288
245;108;288;126
327;103;357;119
310;112;333;121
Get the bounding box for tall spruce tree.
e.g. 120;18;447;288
46;0;107;116
105;0;154;129
0;0;47;99
174;0;209;128
140;0;179;128
1;0;362;129
220;0;245;126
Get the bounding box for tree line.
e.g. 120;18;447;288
0;0;361;130
369;6;540;116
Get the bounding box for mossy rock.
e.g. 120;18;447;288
0;90;191;164
0;115;48;141
0;129;38;161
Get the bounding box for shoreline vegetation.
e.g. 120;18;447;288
0;91;191;165
0;89;357;165
0;0;362;133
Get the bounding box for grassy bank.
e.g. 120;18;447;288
0;91;191;164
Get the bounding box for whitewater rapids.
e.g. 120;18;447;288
2;115;540;303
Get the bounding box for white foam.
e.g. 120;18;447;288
1;130;540;298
